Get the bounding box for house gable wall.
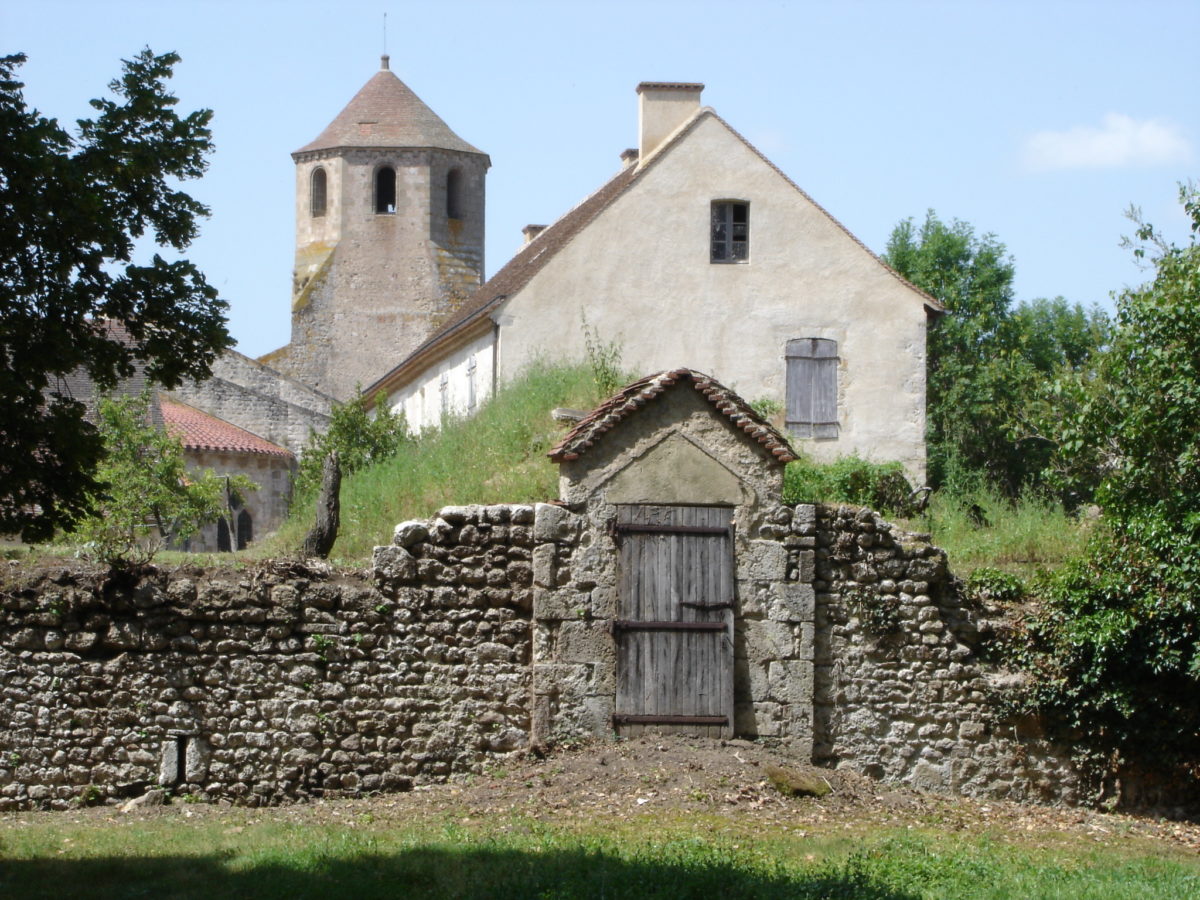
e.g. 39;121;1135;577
494;114;927;481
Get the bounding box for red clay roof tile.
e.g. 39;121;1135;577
160;398;293;459
548;368;797;464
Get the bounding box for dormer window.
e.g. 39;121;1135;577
310;167;327;218
375;166;396;214
446;168;463;219
711;201;749;262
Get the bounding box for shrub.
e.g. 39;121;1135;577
783;454;915;515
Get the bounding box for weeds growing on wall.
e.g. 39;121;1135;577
581;314;624;399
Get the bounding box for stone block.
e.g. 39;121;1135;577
770;583;815;623
741;620;795;664
767;659;814;705
556;620;614;666
185;737;210;782
392;520;429;548
373;545;416;584
532;544;555;588
738;540;788;583
795;550;815;584
533;503;581;544
533;587;587;621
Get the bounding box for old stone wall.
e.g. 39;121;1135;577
810;504;1079;804
1;499;1082;811
169;350;334;457
0;506;533;810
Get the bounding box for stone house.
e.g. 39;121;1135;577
159;398;296;552
364;81;941;483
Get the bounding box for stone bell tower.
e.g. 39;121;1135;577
264;56;489;400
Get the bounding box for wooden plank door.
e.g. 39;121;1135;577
613;504;734;738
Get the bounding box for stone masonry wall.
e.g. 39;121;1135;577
0;504;533;811
810;504;1080;804
1;499;1083;811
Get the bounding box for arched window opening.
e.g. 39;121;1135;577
310;166;327;218
446;168;463;219
375;166;396;214
216;518;232;553
236;509;253;551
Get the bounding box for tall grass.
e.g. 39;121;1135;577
897;487;1092;579
266;361;605;562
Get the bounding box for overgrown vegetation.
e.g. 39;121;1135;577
883;212;1110;500
294;389;407;501
783;454;916;515
65;393;253;568
267;361;611;561
997;185;1200;782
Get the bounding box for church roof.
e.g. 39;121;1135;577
294;59;485;157
160;398;293;459
548;368;798;464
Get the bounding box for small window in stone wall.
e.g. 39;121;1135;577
375;166;396;214
447;168;463;219
786;338;838;439
310;166;327;218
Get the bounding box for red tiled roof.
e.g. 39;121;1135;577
548;368;797;464
160;398;293;459
295;64;485;157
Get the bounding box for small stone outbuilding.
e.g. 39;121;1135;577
534;368;817;750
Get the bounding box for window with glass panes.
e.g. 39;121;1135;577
711;201;749;262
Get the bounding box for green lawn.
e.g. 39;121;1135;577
1;809;1195;899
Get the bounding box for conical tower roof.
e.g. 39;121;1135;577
294;56;485;157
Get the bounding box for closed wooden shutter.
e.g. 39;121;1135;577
785;338;838;439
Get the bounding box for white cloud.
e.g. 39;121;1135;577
1022;113;1192;171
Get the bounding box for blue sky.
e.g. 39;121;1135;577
6;0;1197;358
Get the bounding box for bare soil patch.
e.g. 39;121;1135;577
8;735;1199;856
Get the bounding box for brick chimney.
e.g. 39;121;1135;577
636;82;703;162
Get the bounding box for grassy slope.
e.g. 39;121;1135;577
265;359;1090;573
265;361;606;563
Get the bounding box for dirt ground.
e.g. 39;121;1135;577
8;736;1199;855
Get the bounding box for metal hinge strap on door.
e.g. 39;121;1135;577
611;620;727;633
612;523;730;536
612;714;728;726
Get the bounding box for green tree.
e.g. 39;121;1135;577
0;50;230;541
295;390;407;499
73;393;252;567
884;212;1109;494
1007;186;1200;783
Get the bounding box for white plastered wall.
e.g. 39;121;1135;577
495;114;929;482
388;328;496;433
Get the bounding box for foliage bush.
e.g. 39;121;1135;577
999;186;1200;782
294;389;407;501
783;454;915;515
69;393;252;568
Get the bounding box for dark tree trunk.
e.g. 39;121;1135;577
301;451;340;559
